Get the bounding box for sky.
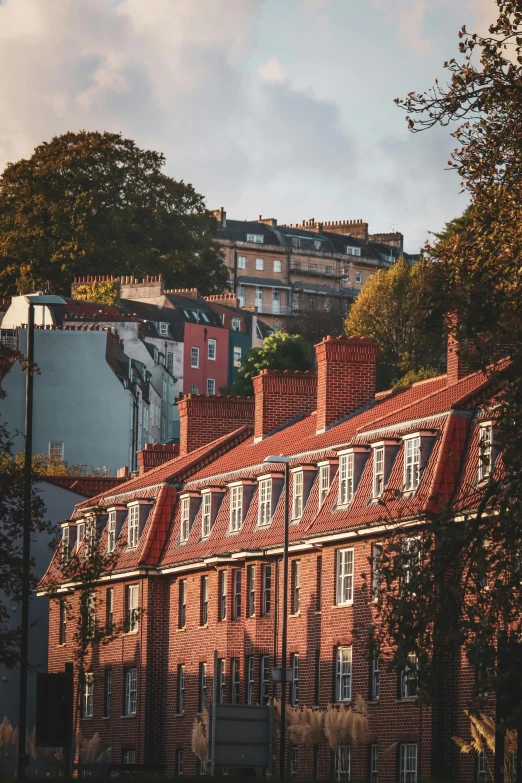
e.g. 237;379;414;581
0;0;497;253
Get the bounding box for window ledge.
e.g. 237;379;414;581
198;624;208;630
121;714;137;719
395;697;419;704
102;716;111;720
176;627;186;633
331;602;353;609
367;699;380;706
289;612;301;618
80;716;93;721
124;630;139;636
174;713;185;718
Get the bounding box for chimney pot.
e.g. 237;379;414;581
178;395;254;456
253;370;317;442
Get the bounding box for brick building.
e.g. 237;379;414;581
40;333;498;780
213;210;418;329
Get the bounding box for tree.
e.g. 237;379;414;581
377;3;522;779
0;131;229;296
71;280;119;306
286;300;350;349
229;332;315;397
344;257;445;390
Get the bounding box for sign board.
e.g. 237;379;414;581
209;703;274;771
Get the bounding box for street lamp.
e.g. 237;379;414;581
264;454;292;780
18;294;66;780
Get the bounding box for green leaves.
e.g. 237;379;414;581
230;332;315;397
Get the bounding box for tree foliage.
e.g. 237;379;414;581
71;280;119;306
286;301;349;349
230;332;315;397
0;131;229;296
344;257;445;390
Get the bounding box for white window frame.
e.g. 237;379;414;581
61;526;70;564
219;659;226;703
260;655;270;705
125;667;137;715
355;271;362;284
247;233;264;243
219;570;227;620
335;745;351;781
370;744;379;782
338;453;354;505
255;258;265;270
233;569;242;619
200;662;207;710
230;485;243;532
231;658;241;704
49;441;64;460
292;560;301;614
238;255;247;269
292;471;303;520
399;744;418;783
178;664;185;713
83;672;93;718
127;584;139;633
191;346;200;368
105;669;112;717
258;478;272;526
274;259;282;273
478;423;493;482
291;653;299;706
400;654;418;699
123;750;136;766
404;436;421;491
335;646;352;702
59;599;67;644
318;463;330;508
107;511;116;553
128;504;139;549
371;653;380;700
290;745;298;777
180;496;190;542
247;565;256;617
77;522;85;546
202;492;211;537
206;378;216;395
231;318;241;331
247;656;255;704
373;447;385;499
336;548;354;605
208;338;217;360
190;384;198;395
346;246;362;257
262;564;271;616
233;346;242;367
159;322;168;336
402;536;420;587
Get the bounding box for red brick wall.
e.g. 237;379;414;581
137;444;179;474
316;336;378;434
253;370;317;441
178;395;254;456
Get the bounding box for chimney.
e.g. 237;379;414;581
315;336;379;434
446;314;468;384
253;370;317;442
178;395;254;456
137;443;180;475
212;207;226;227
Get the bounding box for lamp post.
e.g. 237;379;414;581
18;294;66;781
264;455;291;780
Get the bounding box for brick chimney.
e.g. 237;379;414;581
137;443;180;475
446;314;468;384
315;336;379;434
178;395;255;456
253;370;317;442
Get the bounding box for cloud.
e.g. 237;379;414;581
370;0;433;56
258;57;287;84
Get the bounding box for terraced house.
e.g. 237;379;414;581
41;334;499;780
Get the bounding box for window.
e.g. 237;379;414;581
255;286;263;311
191;347;200;368
478;424;493;481
107;511;116;553
274;260;282;273
293;472;303;519
106;588;114;633
123;750;136;765
255;258;265;270
372;543;382;601
319;464;330;508
290;746;298;777
404;437;421;490
238;284;246;307
127;585;139;632
400;654;418;698
231;318;241;331
477;751;487;783
336;548;354;605
231;659;240;704
219;571;227;620
273;288;281;314
206;378;216;395
258;479;272;526
373;447;385;498
334;745;350;781
247;657;255;704
199;662;207;710
167;352;174;373
346;245;362;256
178;664;185;713
325;265;333;275
233;346;242;367
176;749;184;775
208;339;216;360
218;659;226;703
355;271;362;284
233;569;242;619
262;564;271;615
230;486;243;531
61;526;69;564
180;496;190;542
104;670;112;717
291;654;299;706
49;441;64;460
371;654;380;700
190;385;199;395
339;453;354;505
125;668;137;715
370;744;379;782
87;591;96;636
84;518;96;560
200;576;209;625
202;493;211;538
314;649;321;706
77;522;85;546
128;505;139;548
247;233;264;243
260;655;270;705
399;744;418;782
335;646;352;702
179;580;187;628
159;322;168;336
402;537;420;587
59;599;67;644
292;560;301;614
310;264;317;273
238;255;247;269
247;565;255;617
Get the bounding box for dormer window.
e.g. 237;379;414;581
478;423;494;482
373;447;385;498
61;526;70;564
159;322;169;336
247;233;264;243
258;478;272;526
346;246;361;257
230;485;243;532
319;463;330;508
181;496;190;542
339;453;354;505
404;437;421;491
128;505;139;548
292;472;303;520
202;493;211;537
77;522;85;547
107;511;116;553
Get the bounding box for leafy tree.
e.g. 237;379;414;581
0;131;229;296
344;257;445;390
71;280;119;306
14;452;110;477
377;3;522;777
230;332;315;397
286;300;350;349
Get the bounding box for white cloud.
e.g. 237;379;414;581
258;57;287;84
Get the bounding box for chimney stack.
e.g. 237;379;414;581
446;314;468;384
178;395;254;456
253;370;317;442
137;443;180;475
315;336;379;434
